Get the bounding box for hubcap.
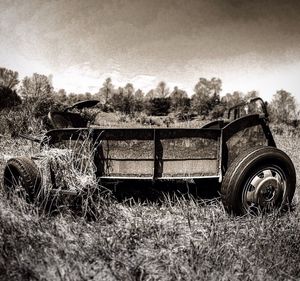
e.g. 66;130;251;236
243;167;286;212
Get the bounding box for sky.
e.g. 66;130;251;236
1;0;300;102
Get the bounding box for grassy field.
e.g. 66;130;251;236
0;131;299;281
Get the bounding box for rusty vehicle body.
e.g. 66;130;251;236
3;98;296;215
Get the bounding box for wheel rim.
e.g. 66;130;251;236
242;166;287;213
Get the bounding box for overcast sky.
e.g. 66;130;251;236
1;0;300;101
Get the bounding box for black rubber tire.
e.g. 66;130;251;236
3;157;42;202
221;146;296;215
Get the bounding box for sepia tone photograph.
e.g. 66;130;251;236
0;0;299;280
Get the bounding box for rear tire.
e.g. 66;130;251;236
3;157;42;202
221;146;296;215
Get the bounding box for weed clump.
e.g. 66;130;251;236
29;138;111;220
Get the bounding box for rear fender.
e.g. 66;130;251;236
221;114;276;172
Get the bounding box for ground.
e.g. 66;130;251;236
0;130;299;281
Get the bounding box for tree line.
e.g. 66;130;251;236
0;67;299;127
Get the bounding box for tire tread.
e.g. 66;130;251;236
221;146;296;215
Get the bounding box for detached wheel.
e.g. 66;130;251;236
3;157;42;202
221;146;296;215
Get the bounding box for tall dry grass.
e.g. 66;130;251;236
0;128;299;280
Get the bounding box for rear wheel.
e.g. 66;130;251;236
221;146;296;215
3;157;42;203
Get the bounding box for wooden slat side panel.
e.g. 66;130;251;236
103;160;153;177
162;159;218;177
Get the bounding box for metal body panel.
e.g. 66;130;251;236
43;127;221;179
41;99;274;182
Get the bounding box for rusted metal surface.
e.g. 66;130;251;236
225;125;267;165
99;138;220;178
64;99;99;111
201;120;228;129
48;112;88;129
222;114;264;142
48;100;100;129
227;97;268;119
40;98;275;181
42;128;221;179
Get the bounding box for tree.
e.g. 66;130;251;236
123;83;135;114
191;77;222;116
145;82;170;100
221;91;244;108
68;93;79;104
144;82;171;116
193;77;221;97
97;78;114;110
269;90;297;124
145;89;156;100
20;73;53;98
56;89;68;103
110;87;124;112
145;97;171;116
155;81;169;98
134;89;145;112
0;67;19;89
109;84;135;114
124;83;134;96
85;92;92;100
19;73;59;120
0;86;21;109
0;68;21;110
169;86;190;113
76;92;93;101
244;90;258;101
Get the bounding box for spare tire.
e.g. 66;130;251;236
3;157;42;202
221;146;296;215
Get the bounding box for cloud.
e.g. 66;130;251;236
130;75;157;92
53;67;158;94
54;63;101;93
1;0;300;100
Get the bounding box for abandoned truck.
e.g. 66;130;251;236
3;97;296;215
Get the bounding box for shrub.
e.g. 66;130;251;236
145;97;171;116
0;86;21;109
